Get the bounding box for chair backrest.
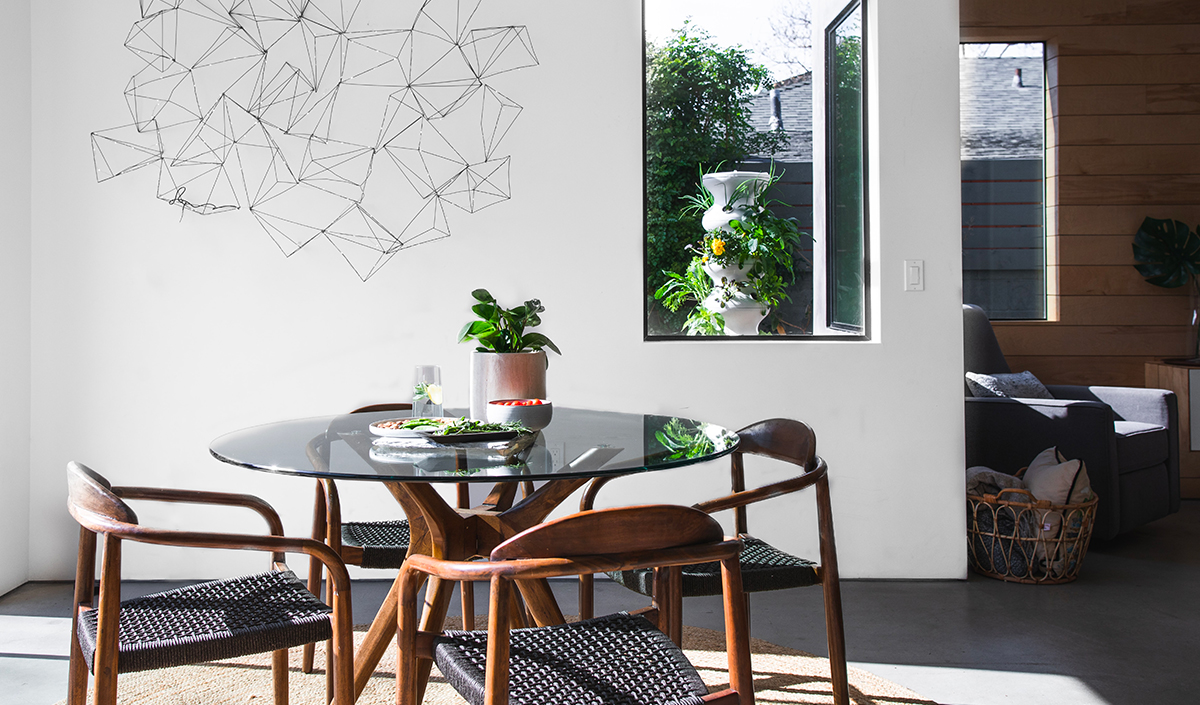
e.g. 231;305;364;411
963;303;1011;375
67;461;138;531
735;418;818;468
491;505;724;561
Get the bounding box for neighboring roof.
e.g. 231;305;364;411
741;57;1045;162
745;73;813;161
959;56;1044;160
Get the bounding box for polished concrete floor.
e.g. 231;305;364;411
4;501;1198;705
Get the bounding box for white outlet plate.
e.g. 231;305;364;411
549;443;565;468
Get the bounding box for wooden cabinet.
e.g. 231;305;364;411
1145;361;1200;499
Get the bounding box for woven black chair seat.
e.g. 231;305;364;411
434;612;709;705
77;570;332;674
610;535;818;597
341;519;411;569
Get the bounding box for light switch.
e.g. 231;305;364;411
904;260;924;291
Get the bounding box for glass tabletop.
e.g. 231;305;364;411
209;407;739;483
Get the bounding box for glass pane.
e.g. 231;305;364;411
826;1;865;331
960;43;1046;320
643;2;816;338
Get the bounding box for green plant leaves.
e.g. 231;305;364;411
459;291;560;354
471;302;498;320
458;320;496;343
522;333;561;355
1133;216;1200;288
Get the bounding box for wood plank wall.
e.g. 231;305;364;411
961;0;1200;386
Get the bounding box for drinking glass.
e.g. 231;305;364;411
412;365;443;418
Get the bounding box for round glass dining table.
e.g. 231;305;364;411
210;407;739;700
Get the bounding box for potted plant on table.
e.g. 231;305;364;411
459;289;561;419
655;165;806;335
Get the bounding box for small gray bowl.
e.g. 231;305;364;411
486;399;553;431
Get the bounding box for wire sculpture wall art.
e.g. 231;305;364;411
91;0;537;281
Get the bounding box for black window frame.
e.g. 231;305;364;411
824;0;869;335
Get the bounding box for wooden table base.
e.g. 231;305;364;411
350;476;588;701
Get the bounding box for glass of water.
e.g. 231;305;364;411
412;365;443;418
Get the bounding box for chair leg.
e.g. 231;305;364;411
68;527;96;705
303;481;328;674
461;580;476;630
272;649;289;705
92;535;122;705
817;477;849;705
505;585;529;629
578;573;594;620
745;591;753;639
454;482;477;631
720;555;753;704
823;578;849;705
652;565;683;645
325;640;335;705
330;586;355;705
485;575;513;705
300;579;323;674
66;628;90;705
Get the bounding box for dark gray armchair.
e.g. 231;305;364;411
963;304;1179;540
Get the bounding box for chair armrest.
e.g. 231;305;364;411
403;539;745;582
112;486;284;536
965;396;1121;539
1046;385;1175;427
693;461;827;515
112;526;353;596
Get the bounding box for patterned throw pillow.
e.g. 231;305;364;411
965;371;1054;399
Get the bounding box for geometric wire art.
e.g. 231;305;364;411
92;0;537;280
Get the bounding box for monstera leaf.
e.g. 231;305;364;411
1133;216;1200;288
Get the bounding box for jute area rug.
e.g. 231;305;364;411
58;619;937;705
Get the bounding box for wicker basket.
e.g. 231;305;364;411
966;476;1098;584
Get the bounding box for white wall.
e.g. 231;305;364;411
27;0;965;581
0;0;32;597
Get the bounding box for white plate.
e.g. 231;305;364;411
368;417;451;437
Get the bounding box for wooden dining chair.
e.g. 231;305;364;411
302;402;480;673
397;504;754;705
578;418;849;705
65;461;354;705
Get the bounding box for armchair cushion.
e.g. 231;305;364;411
1047;385;1174;428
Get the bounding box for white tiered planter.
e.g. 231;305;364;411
699;171;770;336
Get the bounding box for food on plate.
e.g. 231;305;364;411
432;417;531;436
371;416;530;437
373;417;453;433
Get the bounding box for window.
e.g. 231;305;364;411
825;1;866;332
960;43;1046;320
641;0;868;339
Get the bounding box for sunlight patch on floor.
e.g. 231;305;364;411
855;662;1109;705
0;615;72;657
